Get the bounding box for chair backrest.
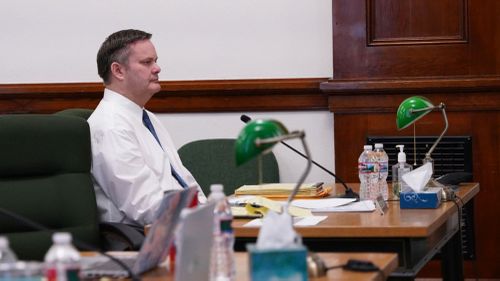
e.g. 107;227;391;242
54;108;94;120
178;138;280;196
0;114;100;260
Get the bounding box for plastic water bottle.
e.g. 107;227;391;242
374;143;389;200
358;145;378;200
44;232;81;281
0;237;17;264
208;184;235;281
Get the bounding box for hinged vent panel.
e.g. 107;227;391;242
367;136;472;181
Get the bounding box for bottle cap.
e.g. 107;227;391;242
374;143;383;149
396;145;406;163
363;145;372;150
210;184;224;193
52;232;72;244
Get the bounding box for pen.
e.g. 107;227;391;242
313;182;324;188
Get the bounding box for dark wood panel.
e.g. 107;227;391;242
329;0;499;277
367;0;467;45
0;78;328;114
325;83;500;278
332;110;500;279
332;0;498;78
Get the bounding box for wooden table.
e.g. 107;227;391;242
233;182;480;281
132;252;398;281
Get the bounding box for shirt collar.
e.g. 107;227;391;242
103;88;144;117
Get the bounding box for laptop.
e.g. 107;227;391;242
81;186;197;278
174;202;216;281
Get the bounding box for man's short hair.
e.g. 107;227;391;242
97;29;152;84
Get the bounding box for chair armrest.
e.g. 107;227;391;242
99;222;145;251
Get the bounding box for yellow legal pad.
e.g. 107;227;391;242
231;196;313;218
234;183;331;199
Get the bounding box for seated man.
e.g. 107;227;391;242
89;29;206;228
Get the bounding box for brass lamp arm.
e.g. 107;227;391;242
255;130;312;211
285;135;312;208
410;103;448;162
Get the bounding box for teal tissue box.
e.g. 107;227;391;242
247;244;308;281
400;187;442;209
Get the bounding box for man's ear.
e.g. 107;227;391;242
110;62;125;81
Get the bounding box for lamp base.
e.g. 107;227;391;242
425;178;456;201
335;188;360;200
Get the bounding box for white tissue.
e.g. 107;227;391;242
256;210;301;249
402;162;433;192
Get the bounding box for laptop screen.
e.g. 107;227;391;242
81;187;198;278
133;186;198;274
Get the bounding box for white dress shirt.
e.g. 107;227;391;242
88;89;206;226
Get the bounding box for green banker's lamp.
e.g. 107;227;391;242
235;119;312;210
396;96;448;183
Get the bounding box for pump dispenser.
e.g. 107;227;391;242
392;145;413;199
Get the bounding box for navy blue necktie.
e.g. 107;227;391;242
142;110;188;189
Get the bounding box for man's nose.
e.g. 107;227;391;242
153;63;161;74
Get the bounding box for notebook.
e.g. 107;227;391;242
234;182;332;198
174;202;216;281
81;186;197;278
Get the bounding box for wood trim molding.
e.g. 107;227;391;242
0;78;329;114
321;76;500;113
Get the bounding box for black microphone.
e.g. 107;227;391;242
240;114;359;199
0;207;141;281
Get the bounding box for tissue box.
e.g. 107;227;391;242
400;187;442;209
247;244;308;281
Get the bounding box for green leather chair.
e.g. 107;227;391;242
178;138;280;196
0;114;142;260
54;108;93;120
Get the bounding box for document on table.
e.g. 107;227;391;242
291;198;376;212
244;216;328;227
229;196;313;217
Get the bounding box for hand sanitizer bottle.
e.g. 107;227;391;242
392;145;413;199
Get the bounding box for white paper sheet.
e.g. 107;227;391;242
243;215;328;227
291;198;356;209
310;200;376;212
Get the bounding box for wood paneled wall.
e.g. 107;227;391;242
322;0;500;278
0;78;328;114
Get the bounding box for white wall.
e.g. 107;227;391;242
158;111;335;184
0;0;332;83
0;1;336;183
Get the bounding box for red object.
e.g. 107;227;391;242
169;243;176;273
189;190;199;208
45;268;57;281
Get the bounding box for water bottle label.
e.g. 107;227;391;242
379;161;388;173
66;268;80;281
220;219;233;234
358;162;377;173
45;267;80;281
45;268;57;281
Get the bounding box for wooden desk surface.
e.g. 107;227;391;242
233;182;479;238
136;252;398;281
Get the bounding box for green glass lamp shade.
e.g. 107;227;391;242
235;119;288;165
396;96;435;130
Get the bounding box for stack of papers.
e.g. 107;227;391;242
234;183;331;198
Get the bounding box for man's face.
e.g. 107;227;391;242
122;40;161;102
